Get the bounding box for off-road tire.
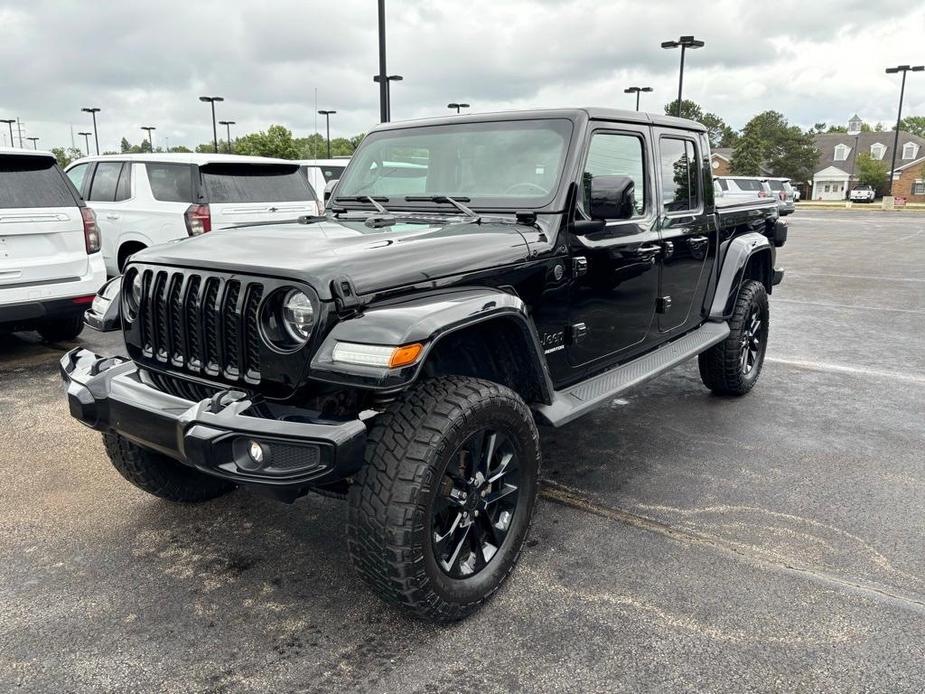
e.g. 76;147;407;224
38;315;84;342
103;433;235;502
698;280;769;395
347;376;541;622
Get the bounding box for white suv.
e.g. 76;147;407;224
65;153;320;275
297;158;349;209
0;148;106;341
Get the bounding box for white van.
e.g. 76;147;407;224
65;153;320;275
0;148;106;341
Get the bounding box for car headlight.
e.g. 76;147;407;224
122;269;143;321
282;290;315;341
260;287;319;352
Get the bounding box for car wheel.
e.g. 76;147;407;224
348;376;540;622
37;315;84;342
698;280;769;396
103;433;235;502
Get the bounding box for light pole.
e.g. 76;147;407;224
661;36;704;117
885;64;924;197
141;126;156;151
624;86;653;111
27;137;39;149
447;102;470;114
219;120;235;153
199;96;224;153
318;110;336;158
78;132;93;156
0;119;14;147
373;0;403;122
81;107;101;154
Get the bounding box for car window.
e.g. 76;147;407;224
716;178;729;191
582;131;646;216
320;165;345;182
732;178;763;192
199;164;316;203
767;180;784;191
88;162;123;201
115;163;132;201
146;163;194;202
66;163;90;195
0;155;76;209
659;138;699;213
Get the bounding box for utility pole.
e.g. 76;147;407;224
661;36;705;117
373;0;403;122
141;126;156;151
78;132;93;156
884;64;924;197
318;110;336;158
219;120;235;153
27;137;39;149
81;107;101;154
199;96;224;153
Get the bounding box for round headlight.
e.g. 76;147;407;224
281;290;315;341
123;270;143;320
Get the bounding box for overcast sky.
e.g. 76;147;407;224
1;0;923;153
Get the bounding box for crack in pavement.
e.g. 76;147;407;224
538;479;925;616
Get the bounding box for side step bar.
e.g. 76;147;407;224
534;321;730;427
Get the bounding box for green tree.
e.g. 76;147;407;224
855;153;888;194
701;112;738;148
232;124;300;159
664;99;703;122
732;111;819;181
897;116;925;138
51;146;84;168
826;124;848;133
169;145;193;153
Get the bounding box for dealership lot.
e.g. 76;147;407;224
1;210;923;692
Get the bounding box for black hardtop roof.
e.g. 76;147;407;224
373;107;707;134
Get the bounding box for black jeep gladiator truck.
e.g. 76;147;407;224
61;108;785;622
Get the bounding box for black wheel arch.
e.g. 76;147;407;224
708;232;775;321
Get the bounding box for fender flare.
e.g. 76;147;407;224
708;232;773;320
309;286;555;403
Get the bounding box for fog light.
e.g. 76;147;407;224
248;440;265;465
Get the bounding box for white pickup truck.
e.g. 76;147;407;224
849;185;876;203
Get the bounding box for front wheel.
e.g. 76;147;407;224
38;315;84;342
347;376;540;622
698;280;769;395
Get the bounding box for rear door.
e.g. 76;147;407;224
0;153;87;288
85;160;133;270
199;163;318;229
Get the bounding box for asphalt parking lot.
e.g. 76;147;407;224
1;209;923;693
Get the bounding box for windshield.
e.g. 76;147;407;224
334;119;573;209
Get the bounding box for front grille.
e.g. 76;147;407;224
136;268;264;384
147;371;222;402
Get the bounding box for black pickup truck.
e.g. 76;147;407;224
61;108;785;622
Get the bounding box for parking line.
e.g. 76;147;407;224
775;298;925;315
786;272;925;284
767;357;925;386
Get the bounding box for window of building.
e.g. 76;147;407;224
903;142;920;160
834;144;850;161
823;184;831;192
870;143;886;160
913;180;925;196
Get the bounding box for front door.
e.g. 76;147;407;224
653;132;712;333
566;125;660;369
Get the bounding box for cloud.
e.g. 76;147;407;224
1;0;923;151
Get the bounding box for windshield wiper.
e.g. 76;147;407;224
334;195;390;213
404;195;480;221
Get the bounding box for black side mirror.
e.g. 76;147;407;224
588;174;636;221
323;179;339;204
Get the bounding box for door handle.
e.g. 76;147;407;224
689;235;708;243
105;214;120;220
634;244;662;254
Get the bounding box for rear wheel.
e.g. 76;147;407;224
348;376;540;622
698;280;768;395
38;315;84;342
103;433;235;502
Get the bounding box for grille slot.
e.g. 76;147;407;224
136;269;264;383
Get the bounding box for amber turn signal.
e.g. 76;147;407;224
388;343;424;368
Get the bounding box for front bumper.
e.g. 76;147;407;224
60;348;367;498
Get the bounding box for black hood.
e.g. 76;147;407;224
131;217;534;300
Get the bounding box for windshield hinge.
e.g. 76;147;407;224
331;275;363;314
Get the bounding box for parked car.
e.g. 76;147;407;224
0;148;106;341
849;184;876;203
765;177;796;216
298;158;349;209
65;154;320;275
63;108;784;622
714;176;772;201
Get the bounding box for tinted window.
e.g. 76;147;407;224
66;163;90;195
200;164;315;203
146;163;194;202
767;180;784;191
660;138;698;212
115;163;132;201
716;178;729;191
731;178;763;192
88;162;123;201
582;132;645;215
320;165;345;182
0;156;76;209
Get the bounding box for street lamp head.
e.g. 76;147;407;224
914;66;925;72
141;126;155;131
661;40;680;48
318;110;337;116
641;87;654;93
78;131;92;136
0;119;14;125
448;103;470;109
199;96;224;103
664;36;704;49
81;107;101;114
388;75;403;82
219;120;236;126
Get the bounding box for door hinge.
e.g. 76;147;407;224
656;296;672;313
573;256;588;277
570;322;588;343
